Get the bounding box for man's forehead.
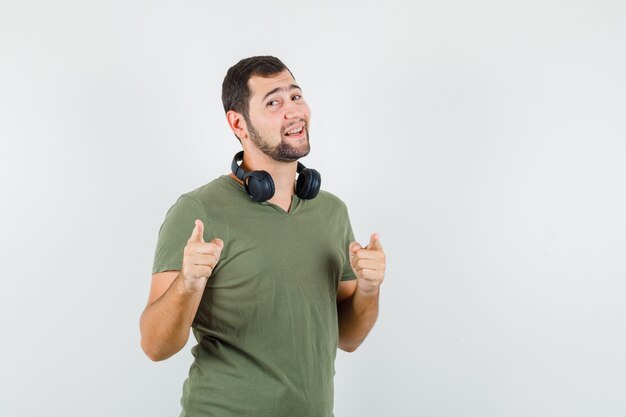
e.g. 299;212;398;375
248;70;298;99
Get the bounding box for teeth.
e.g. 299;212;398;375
286;127;303;135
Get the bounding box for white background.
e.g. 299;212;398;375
1;1;625;416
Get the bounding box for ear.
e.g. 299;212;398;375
226;110;248;141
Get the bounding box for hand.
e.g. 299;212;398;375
181;219;223;294
349;233;386;295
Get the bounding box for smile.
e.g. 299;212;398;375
284;124;305;137
285;126;303;136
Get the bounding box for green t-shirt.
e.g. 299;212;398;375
152;175;356;417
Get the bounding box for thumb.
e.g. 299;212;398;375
366;233;383;251
349;241;362;258
188;219;205;243
210;238;224;251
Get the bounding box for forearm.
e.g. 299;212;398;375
337;287;380;352
140;274;202;361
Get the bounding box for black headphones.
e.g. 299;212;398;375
231;151;321;202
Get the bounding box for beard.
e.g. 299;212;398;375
246;117;311;162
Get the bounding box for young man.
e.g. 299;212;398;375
140;56;386;416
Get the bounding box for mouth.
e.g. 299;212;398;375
283;123;306;139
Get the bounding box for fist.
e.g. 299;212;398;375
349;233;386;295
181;219;223;293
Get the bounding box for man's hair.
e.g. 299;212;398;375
221;56;294;120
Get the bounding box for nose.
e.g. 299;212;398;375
284;101;304;120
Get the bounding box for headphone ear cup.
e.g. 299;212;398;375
244;170;275;202
296;168;321;200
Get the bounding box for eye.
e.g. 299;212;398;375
266;99;279;107
291;94;302;101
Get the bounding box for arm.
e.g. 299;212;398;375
140;219;223;361
337;280;380;352
336;233;386;353
140;270;204;361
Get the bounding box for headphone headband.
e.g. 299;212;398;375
231;151;246;182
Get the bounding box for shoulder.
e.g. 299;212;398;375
175;176;242;209
314;189;350;211
157;177;233;241
182;176;231;201
308;190;352;223
161;177;228;221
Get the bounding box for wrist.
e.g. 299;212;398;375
174;272;205;297
355;283;380;298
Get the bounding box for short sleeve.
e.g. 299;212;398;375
152;195;212;274
340;206;357;282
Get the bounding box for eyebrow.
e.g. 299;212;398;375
262;84;302;102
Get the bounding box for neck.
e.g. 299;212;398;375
236;147;299;210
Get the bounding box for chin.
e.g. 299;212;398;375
273;152;309;163
272;139;310;162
